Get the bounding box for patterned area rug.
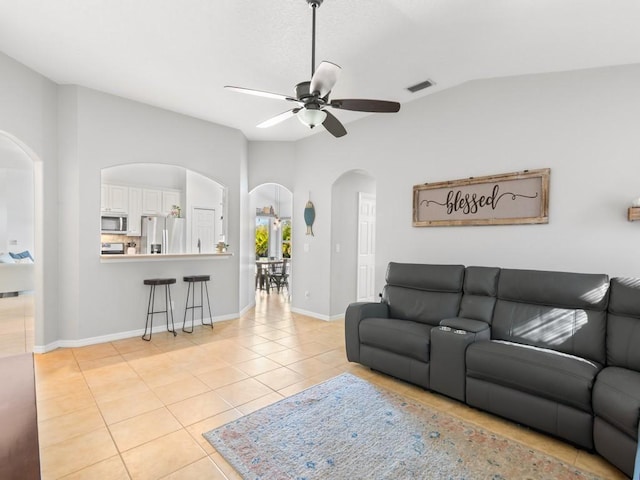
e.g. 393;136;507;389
204;373;604;480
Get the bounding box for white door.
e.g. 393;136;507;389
192;207;216;253
357;193;376;302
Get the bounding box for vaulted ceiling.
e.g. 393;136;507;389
1;1;639;141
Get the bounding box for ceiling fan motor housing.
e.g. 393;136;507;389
295;81;311;100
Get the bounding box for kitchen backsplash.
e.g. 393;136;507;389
100;234;140;253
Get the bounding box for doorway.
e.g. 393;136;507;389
330;170;376;317
250;184;293;300
192;207;216;253
357;192;376;302
0;133;36;357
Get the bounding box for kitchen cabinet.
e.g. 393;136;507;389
142;189;162;215
101;184;129;213
142;188;182;216
127;187;143;236
162;190;181;216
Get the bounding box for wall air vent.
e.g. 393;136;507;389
407;79;434;93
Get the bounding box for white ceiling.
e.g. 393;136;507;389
0;0;639;142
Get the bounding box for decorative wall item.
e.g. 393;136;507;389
413;169;550;227
304;200;316;236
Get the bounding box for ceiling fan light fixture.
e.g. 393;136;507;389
297;108;327;128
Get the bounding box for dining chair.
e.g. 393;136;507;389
269;259;289;293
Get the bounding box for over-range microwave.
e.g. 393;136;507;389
101;214;128;234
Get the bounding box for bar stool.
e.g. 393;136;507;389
142;278;177;341
182;275;214;333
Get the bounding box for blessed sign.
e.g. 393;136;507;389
413;169;549;227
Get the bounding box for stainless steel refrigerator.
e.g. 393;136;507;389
141;216;185;254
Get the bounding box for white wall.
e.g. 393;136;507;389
0;139;35;255
1;51;253;348
58;86;247;342
0;51;59;346
2;168;35;254
283;64;640;319
330;171;375;317
102;163;186;190
248;142;296;192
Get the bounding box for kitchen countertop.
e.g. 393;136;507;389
100;252;233;263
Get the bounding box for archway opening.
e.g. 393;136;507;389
249;184;293;301
101;163;227;255
330;170;376;318
0;132;37;357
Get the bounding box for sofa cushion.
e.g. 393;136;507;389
608;277;640;317
498;269;609;310
385;262;464;292
593;367;640;441
382;263;465;325
383;286;462;325
359;318;432;363
607;278;640;370
457;266;500;323
492;301;607;364
466;340;602;413
464;266;499;296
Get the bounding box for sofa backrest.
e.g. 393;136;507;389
607;277;640;370
492;268;609;364
382;262;464;326
459;266;500;323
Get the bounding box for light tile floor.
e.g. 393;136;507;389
0;293;34;358
16;293;627;479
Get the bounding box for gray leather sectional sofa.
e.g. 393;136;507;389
345;262;640;478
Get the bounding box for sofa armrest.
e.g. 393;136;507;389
345;302;389;362
440;317;490;335
430;318;491;402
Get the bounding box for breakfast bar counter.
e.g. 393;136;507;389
100;252;233;263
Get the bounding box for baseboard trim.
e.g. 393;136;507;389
239;302;255;317
33;313;238;353
290;307;341;322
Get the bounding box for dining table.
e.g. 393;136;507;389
255;258;284;293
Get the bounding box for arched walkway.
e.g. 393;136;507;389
249;184;293;303
0;131;42;356
329;170;376;318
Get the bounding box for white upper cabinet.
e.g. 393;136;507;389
162;190;181;216
101;184;129;213
142;188;162;215
141;188;181;216
127;187;143;236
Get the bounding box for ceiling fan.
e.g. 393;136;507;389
225;0;401;138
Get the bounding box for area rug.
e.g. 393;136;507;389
204;373;604;480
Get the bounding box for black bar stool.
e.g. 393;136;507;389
182;275;214;333
142;278;177;341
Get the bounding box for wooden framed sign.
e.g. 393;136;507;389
413;169;549;227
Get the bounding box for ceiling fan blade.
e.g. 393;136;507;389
225;85;299;103
329;99;401;113
322;110;347;138
257;108;301;129
310;61;341;98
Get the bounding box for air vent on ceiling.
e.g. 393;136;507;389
407;79;435;93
